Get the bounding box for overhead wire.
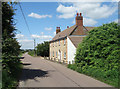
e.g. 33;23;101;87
18;2;37;51
18;2;32;37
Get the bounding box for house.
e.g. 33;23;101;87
49;13;94;64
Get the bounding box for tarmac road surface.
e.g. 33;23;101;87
18;53;113;88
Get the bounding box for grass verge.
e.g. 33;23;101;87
68;64;118;88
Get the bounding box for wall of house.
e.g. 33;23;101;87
67;37;76;64
50;38;67;64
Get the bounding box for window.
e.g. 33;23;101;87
64;52;66;59
53;42;54;47
56;52;57;57
64;38;66;45
53;51;54;57
59;40;60;46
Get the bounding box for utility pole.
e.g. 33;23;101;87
34;39;36;56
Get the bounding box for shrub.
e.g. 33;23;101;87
73;22;120;87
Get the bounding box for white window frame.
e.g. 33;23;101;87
64;52;66;59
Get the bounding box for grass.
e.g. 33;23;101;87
68;64;118;88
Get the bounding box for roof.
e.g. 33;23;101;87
52;25;77;41
68;36;85;48
51;25;94;42
84;26;95;31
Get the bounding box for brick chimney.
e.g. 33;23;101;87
76;13;83;26
56;27;61;34
75;13;84;35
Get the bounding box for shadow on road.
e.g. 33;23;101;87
20;57;25;59
19;68;49;82
21;63;31;66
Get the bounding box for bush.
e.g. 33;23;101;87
68;64;77;71
71;22;120;87
28;50;35;56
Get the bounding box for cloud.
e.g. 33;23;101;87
45;27;52;31
53;31;56;35
114;19;118;23
84;18;97;26
114;19;120;23
41;32;44;35
17;34;52;49
77;3;117;19
59;0;119;2
16;34;52;49
57;4;76;19
56;2;117;20
18;39;34;49
18;39;33;42
16;34;24;39
31;34;40;38
31;34;52;40
28;12;52;19
57;4;76;14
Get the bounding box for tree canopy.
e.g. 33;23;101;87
36;41;49;57
2;2;21;88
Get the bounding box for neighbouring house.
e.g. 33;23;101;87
49;13;94;64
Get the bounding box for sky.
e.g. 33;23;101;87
14;2;118;49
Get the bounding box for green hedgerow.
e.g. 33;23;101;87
73;22;120;87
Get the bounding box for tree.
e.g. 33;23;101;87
36;41;49;57
2;2;21;88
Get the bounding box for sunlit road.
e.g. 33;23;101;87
18;53;112;87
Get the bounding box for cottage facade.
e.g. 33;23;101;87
50;13;94;64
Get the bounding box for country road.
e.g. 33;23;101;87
18;53;113;88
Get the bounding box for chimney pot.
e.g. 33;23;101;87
80;13;82;16
75;13;84;35
76;13;83;26
56;27;61;34
77;13;79;16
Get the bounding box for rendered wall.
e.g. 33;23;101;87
67;37;76;64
